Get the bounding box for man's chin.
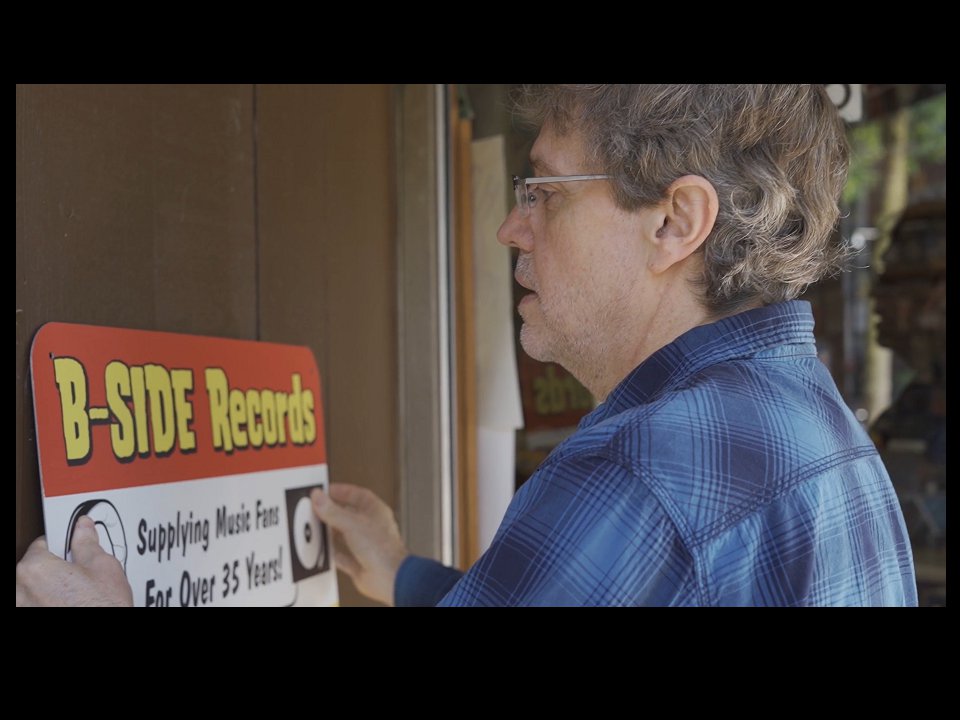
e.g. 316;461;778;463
519;324;555;363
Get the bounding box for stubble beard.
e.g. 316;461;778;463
514;254;628;398
519;293;612;397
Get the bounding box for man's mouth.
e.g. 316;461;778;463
514;273;537;293
514;253;537;294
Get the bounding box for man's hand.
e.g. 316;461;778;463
311;484;409;606
16;516;134;607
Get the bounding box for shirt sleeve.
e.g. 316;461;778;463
435;453;697;606
393;555;465;607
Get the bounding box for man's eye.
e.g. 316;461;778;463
529;187;554;207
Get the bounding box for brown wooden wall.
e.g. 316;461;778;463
15;84;397;606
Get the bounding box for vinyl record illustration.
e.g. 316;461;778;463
285;485;330;582
64;499;128;571
293;496;321;570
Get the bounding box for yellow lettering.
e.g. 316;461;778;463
205;368;232;452
246;389;263;447
288;374;304;444
130;366;150;456
202;370;320;451
171;369;196;452
105;361;135;460
229;389;248;448
546;366;565;413
261;390;277;446
533;375;549;415
145;365;175;455
53;357;90;463
275;392;288;445
303;389;316;444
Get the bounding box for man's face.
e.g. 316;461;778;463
497;123;651;378
874;273;945;369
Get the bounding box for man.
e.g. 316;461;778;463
870;201;945;550
17;85;917;606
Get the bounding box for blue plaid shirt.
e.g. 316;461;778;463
396;301;918;606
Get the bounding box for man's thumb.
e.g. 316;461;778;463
311;488;354;532
70;516;108;566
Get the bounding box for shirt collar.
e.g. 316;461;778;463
579;300;817;430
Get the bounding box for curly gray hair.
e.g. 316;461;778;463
513;84;851;316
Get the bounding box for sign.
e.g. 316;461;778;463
517;355;593;434
30;323;338;607
825;84;863;122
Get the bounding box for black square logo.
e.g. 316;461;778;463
285;485;331;582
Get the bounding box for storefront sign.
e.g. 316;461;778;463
31;323;338;606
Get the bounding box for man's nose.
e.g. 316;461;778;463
497;206;534;252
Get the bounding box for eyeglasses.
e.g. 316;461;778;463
513;174;610;216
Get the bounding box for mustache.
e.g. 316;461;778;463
514;254;537;292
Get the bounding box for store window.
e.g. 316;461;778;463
827;85;946;604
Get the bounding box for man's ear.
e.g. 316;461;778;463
648;175;718;275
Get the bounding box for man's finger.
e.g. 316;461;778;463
327;483;375;510
69;516;108;566
311;489;358;533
